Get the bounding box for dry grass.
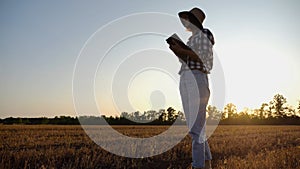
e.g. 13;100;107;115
0;125;299;169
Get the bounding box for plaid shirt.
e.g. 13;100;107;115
178;28;214;74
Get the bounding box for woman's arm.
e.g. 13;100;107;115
169;41;202;62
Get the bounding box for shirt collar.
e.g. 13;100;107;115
189;30;202;40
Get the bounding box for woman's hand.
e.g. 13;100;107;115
169;41;202;62
169;41;185;55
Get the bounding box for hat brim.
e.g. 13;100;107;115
178;11;192;27
178;11;203;29
178;11;191;19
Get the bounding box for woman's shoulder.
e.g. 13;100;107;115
189;28;215;45
201;28;215;45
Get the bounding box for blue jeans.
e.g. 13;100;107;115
179;69;212;168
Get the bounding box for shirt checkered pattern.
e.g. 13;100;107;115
178;28;214;74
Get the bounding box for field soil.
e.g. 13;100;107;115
0;125;300;169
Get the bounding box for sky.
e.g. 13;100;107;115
1;0;300;118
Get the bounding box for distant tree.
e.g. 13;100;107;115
224;103;237;119
167;107;176;122
177;111;185;121
207;105;221;120
155;110;162;120
146;110;157;121
285;106;295;117
240;108;252;119
297;100;300;116
120;112;129;119
267;103;273;118
22;118;30;124
237;109;251;120
133;111;140;121
221;111;226;120
140;112;147;121
269;94;287;118
259;103;269;119
41;117;49;124
252;109;260;119
158;109;167;122
106;116;115;124
17;117;22;124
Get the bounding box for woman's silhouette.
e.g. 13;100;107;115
168;7;214;169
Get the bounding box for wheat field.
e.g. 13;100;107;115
0;125;299;169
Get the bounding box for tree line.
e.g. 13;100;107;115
215;94;300;125
1;94;299;125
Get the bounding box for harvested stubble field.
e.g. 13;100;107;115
0;125;299;169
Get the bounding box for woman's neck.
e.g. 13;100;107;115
192;29;200;35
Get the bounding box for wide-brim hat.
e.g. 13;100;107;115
178;7;206;28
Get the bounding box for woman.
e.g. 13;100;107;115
168;7;215;169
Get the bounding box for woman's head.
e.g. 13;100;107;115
178;8;205;31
